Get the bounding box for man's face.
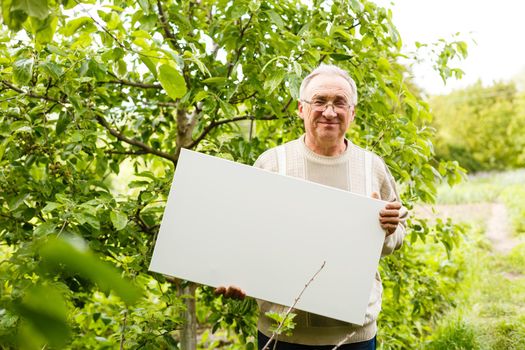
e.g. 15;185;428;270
298;74;355;146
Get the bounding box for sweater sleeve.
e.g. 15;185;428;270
378;159;409;257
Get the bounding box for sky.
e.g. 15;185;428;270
374;0;525;95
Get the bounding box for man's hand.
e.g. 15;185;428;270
372;192;401;236
214;285;246;300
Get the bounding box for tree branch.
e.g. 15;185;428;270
98;79;161;89
331;331;357;350
1;80;63;104
106;150;148;156
262;261;326;350
228;91;257;104
134;207;159;235
226;15;253;78
156;0;179;50
95;113;178;164
187;115;280;149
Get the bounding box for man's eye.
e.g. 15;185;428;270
312;100;325;106
334;101;348;108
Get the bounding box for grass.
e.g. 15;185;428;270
436;169;525;205
425;169;525;349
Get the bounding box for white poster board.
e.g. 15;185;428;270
149;149;386;325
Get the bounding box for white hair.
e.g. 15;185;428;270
299;64;358;105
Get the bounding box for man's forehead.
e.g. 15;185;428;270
305;74;353;97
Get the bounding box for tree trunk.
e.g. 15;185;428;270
178;282;197;350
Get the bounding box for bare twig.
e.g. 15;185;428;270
262;261;326;350
331;331;357;350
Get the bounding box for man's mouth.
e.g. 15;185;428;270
318;121;339;125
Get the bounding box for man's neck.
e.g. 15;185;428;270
305;136;347;156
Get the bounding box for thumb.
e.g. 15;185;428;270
371;191;380;199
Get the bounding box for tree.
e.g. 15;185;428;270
431;81;525;172
0;0;465;348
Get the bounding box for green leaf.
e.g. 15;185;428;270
31;14;57;45
72;211;100;230
40;238;142;305
11;0;49;20
202;77;228;85
110;210;128;231
193;90;209;103
263;70;285;94
40;61;62;79
42;202;62;213
330;53;353;61
219;99;236;118
13;58;34;85
140;54;158;78
267;10;284;28
2;0;28;30
56;111;71;135
0;135;14;162
61;16;94;36
14;284;70;348
377;57;391;71
158;64;187;99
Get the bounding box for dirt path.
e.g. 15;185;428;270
485;203;519;253
415;202;519;254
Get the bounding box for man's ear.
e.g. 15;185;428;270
349;105;356;122
298;100;305;120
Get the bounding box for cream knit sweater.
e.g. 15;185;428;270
254;135;408;346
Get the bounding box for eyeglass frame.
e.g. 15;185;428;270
299;97;354;113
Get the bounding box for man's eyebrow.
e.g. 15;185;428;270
311;94;348;101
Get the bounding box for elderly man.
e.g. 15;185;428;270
216;64;407;349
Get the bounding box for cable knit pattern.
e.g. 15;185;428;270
254;135;408;345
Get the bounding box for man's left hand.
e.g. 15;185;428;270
372;192;401;236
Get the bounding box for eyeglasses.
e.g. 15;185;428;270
300;98;353;113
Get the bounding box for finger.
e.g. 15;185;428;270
234;288;246;300
380;209;400;217
214;286;226;295
385;201;402;209
380;217;400;225
371;192;380;199
225;286;235;298
381;223;398;234
227;286;245;300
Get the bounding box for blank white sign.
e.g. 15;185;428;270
149;149;386;325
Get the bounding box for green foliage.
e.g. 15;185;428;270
431;81;525;172
0;0;469;348
425;318;481;350
197;287;258;344
425;170;525;350
378;219;466;348
263;311;297;337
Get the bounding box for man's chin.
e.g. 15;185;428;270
315;132;344;143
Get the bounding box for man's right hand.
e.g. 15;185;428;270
214;285;246;300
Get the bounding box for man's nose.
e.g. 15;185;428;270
322;104;337;119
